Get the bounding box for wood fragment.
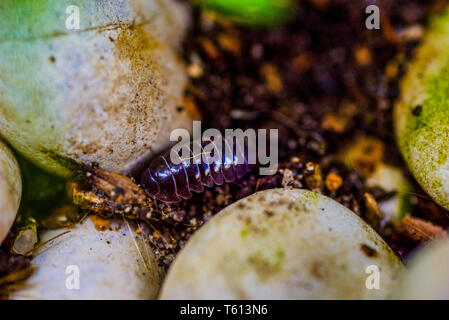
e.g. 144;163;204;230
199;37;221;60
397;216;447;242
363;193;384;230
260;63;283;93
217;33;241;53
72;164;152;220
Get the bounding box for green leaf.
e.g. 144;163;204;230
197;0;297;27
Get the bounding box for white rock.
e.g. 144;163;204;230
0;0;194;176
11;217;163;299
160;188;404;299
0;140;21;243
394;9;449;209
395;238;449;299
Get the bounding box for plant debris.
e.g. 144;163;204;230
0;250;32;297
396;216;447;243
72;164;152;220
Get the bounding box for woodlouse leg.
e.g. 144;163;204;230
222;137;236;182
205;138;224;185
166;150;192;200
148;156;181;202
181;143;204;193
233;136;249;179
193;141;214;187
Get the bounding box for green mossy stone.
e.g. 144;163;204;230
0;0;192;177
395;8;449;209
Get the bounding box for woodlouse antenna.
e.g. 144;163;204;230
25;230;71;257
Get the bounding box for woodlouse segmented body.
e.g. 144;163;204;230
141;137;255;202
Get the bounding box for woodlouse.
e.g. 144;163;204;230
141;136;255;202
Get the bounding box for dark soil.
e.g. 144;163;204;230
2;0;448;294
145;0;449;269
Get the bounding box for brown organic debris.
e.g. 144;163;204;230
217;33;241;53
72;164;152;220
260;63;283;93
397;216;447;243
325;172;343;193
304;162;323;191
385;60;400;79
363;193;384;231
198;37;221;60
321;114;349;133
354;46;372;67
291;52;315;72
340;137;384;177
183;95;202;120
90;215;111;231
